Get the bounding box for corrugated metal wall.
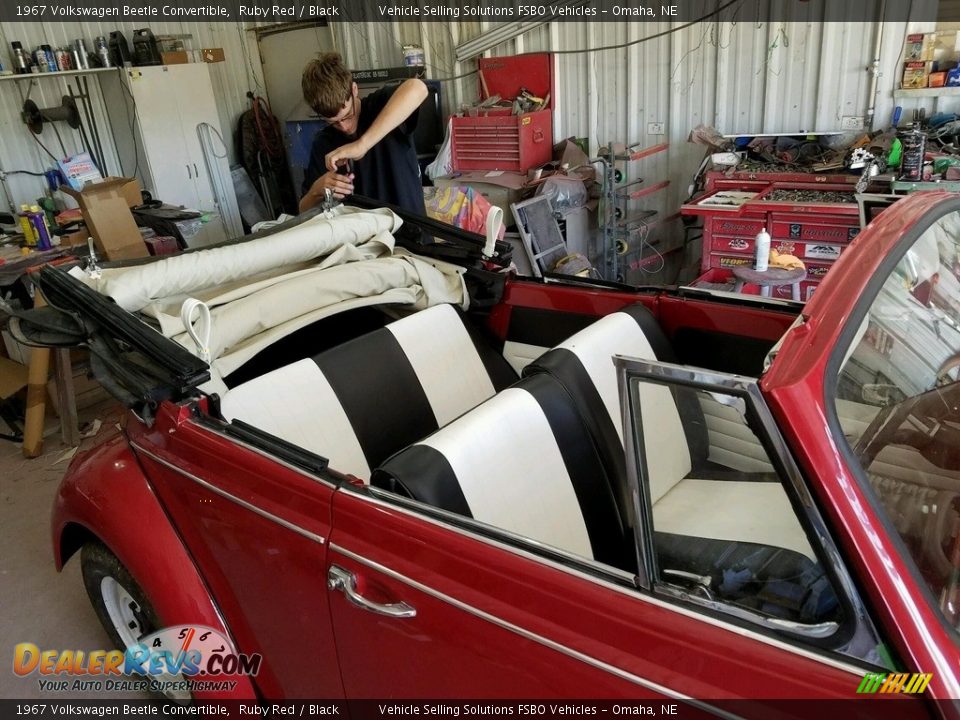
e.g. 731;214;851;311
332;10;914;280
0;12;928;279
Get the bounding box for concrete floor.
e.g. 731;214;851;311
0;400;147;700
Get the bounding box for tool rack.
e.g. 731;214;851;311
596;142;669;282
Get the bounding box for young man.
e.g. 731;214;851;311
299;53;428;214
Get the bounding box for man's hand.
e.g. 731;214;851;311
299;170;355;212
325;139;370;173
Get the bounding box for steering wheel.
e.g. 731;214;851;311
936;349;960;387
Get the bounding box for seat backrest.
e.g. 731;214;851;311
525;304;707;509
372;373;633;570
220;304;517;480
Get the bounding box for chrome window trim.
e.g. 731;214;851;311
132;443;326;546
330;543;736;717
614;357;884;661
346;484;870;678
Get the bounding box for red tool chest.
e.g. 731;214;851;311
683;171;862;301
451;53;554;173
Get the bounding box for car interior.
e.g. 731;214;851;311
216;294;842;628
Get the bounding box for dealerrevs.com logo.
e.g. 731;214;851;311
857;672;933;694
13;625;260;695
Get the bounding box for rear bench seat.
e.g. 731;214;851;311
220;304;517;481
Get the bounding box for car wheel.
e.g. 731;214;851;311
80;541;191;702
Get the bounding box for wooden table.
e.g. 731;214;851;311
732;266;807;301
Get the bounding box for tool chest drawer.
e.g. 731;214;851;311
451;110;552;172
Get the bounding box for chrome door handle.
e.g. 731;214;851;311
327;565;416;619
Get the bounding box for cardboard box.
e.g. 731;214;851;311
59;177;148;261
902;61;931;89
161;51;189;65
905;33;935;62
930;71;947;88
949;67;960;87
201;48;225;63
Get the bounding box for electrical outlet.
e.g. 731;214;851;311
647;122;665;135
841;116;864;130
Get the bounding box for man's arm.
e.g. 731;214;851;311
324;79;428;172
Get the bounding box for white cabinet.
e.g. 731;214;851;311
102;64;241;244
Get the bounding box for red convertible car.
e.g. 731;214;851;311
7;192;960;712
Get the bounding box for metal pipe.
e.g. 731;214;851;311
0;169;17;214
81;77;107;175
866;0;887;131
68;86;97;170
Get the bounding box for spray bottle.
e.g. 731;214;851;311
18;204;37;246
28;205;52;250
754;227;771;272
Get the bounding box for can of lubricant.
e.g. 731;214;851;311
55;48;71;71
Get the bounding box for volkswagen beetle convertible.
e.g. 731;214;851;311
8;193;960;712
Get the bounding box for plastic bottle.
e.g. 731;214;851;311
18;204;37;246
28;205;52;250
754;228;771;272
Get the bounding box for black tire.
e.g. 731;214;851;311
80;541;190;702
80;541;162;652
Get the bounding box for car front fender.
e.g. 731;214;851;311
52;422;256;700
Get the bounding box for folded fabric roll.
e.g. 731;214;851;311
769;249;805;270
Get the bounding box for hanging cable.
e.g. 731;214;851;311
30;133;58;162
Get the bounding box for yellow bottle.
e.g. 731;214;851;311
18;204;37;246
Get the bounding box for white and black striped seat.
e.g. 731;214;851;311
220;304;518;481
371;372;634;570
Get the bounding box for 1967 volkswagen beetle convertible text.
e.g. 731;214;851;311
7;192;960;714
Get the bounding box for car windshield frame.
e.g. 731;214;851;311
823;194;960;643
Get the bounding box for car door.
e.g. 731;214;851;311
326;469;908;713
128;403;343;699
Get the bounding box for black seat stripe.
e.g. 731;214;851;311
314;329;438;470
521;374;634;571
371;445;472;517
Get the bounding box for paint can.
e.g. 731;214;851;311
402;45;425;67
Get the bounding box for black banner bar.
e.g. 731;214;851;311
0;0;939;24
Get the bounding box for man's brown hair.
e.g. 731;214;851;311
302;52;353;117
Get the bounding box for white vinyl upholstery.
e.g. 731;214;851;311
387;304;496;426
556;311;691;503
221;304;513;481
655;479;815;560
219;359;372;478
419;387;594;558
533;307;815;561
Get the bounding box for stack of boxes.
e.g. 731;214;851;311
901;31;960;89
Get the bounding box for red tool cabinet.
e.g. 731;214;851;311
682;171;862;302
451;54;554;173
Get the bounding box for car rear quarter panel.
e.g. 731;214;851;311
52;418;255;700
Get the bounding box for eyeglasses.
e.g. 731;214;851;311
320;95;357;127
